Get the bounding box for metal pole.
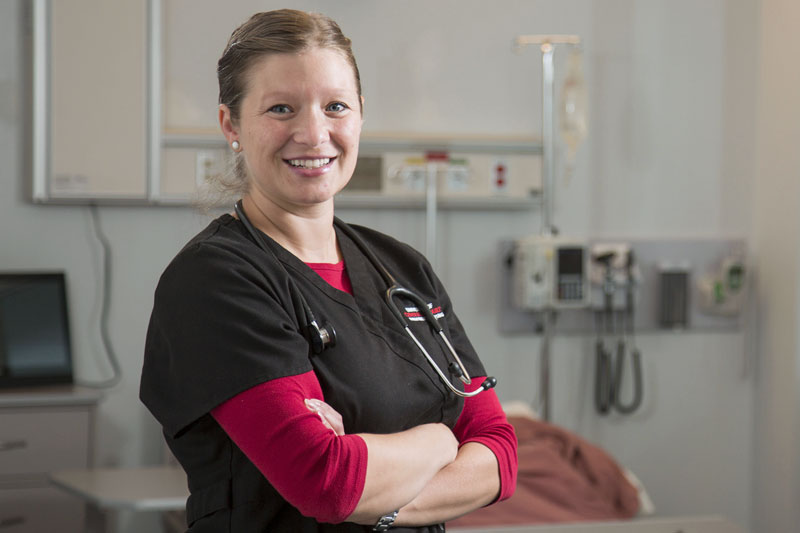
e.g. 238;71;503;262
541;43;555;235
513;34;580;235
31;0;51;202
425;162;438;270
514;34;581;422
147;0;163;202
540;43;555;421
540;311;554;421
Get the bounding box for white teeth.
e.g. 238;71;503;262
288;158;331;169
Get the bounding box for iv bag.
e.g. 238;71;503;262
560;48;588;180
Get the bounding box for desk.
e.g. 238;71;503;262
49;466;188;533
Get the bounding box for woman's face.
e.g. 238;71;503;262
223;47;362;211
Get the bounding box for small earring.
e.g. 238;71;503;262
231;140;240;151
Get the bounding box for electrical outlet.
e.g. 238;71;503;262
195;150;224;186
444;160;471;192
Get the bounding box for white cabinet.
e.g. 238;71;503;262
0;387;101;532
0;488;84;532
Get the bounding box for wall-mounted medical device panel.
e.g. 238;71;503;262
510;236;590;311
500;238;749;334
337;134;543;208
360;152;541;201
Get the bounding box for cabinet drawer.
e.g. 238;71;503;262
0;486;83;532
0;410;89;476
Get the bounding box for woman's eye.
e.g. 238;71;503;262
327;102;348;112
268;104;292;114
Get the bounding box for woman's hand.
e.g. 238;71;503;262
305;398;345;436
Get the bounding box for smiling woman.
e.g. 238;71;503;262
219;48;363;222
140;9;517;533
214;10;363;199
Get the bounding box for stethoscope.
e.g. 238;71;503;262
234;200;497;398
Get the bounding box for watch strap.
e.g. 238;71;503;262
373;509;399;531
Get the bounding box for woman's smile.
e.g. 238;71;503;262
286;157;335;170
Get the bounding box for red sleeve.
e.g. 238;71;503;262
210;371;367;524
453;377;518;502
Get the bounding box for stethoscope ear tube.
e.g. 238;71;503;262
386;285;480;391
402;319;496;398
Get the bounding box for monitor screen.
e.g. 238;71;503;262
0;272;73;388
557;247;585;275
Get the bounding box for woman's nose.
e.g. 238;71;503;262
292;109;330;147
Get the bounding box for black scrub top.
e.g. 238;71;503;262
140;214;486;532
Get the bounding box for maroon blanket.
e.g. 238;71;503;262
448;416;640;528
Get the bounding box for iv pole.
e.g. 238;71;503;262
514;34;581;421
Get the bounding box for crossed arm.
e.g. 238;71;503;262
212;372;517;526
306;394;505;526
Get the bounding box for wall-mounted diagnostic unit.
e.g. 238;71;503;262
511;236;590;311
339;135;543;209
502;238;749;334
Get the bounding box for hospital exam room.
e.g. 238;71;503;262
1;0;798;532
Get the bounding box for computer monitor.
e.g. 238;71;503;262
0;272;73;388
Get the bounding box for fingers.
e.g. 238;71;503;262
305;398;346;436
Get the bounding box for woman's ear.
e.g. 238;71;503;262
219;104;238;146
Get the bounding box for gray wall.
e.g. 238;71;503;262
1;1;775;532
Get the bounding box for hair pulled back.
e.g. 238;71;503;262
218;9;362;124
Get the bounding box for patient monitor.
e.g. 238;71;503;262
511;236;590;311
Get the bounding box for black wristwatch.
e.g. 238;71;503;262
373;510;398;531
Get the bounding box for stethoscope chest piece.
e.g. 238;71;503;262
308;320;336;355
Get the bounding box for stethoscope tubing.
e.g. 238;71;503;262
234;201;496;399
385;285;472;384
334;217;500;397
337;221;497;398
